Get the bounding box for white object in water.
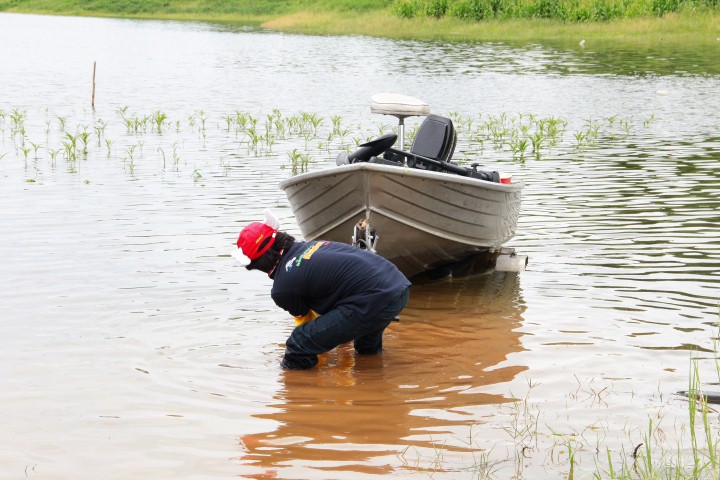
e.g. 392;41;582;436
495;252;528;272
656;90;669;96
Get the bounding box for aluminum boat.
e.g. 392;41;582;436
279;93;525;278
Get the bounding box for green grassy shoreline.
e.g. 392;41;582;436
0;0;718;45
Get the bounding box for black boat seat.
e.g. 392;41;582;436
410;114;456;163
346;111;499;183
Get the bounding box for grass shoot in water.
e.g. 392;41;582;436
0;105;654;184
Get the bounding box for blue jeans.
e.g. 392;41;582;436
282;287;410;370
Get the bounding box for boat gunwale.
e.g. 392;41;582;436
278;162;524;192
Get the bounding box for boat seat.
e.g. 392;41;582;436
370;93;430;150
410;114;456;163
363;111;499;181
370;93;430;118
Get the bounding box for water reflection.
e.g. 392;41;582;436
516;137;720;318
364;37;720;77
238;272;527;478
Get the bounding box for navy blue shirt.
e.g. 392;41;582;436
271;241;411;321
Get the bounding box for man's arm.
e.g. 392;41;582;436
271;291;310;318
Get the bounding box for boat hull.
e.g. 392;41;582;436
279;163;522;278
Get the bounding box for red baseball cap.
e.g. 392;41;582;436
232;210;280;267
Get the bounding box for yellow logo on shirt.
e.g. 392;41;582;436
302;241;324;259
294;241;329;267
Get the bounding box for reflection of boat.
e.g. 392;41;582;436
279;93;525;279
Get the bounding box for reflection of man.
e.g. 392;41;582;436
233;210;411;370
237;272;528;479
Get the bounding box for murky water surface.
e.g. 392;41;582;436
0;12;718;479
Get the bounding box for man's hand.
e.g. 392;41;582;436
293;310;319;326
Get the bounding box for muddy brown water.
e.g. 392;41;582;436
0;12;718;479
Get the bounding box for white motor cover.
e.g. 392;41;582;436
370;93;430;118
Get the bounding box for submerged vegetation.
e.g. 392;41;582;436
0;105;658;182
398;331;720;479
0;0;717;43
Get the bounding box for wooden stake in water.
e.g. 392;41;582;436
91;61;96;110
